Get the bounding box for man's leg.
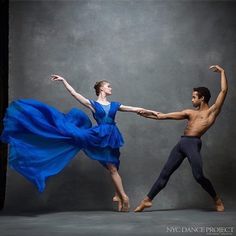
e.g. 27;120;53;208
134;142;185;212
185;140;224;212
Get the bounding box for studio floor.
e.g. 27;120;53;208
0;208;235;236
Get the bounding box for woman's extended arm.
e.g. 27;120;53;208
50;74;95;112
119;105;144;113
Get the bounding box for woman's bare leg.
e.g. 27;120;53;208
107;164;130;212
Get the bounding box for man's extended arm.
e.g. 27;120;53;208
138;109;190;120
157;110;189;120
209;65;228;116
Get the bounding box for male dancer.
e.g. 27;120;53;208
135;65;227;212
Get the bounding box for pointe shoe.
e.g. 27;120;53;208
121;197;130;212
215;197;224;212
134;199;152;212
112;195;122;212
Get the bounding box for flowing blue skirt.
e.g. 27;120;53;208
0;98;124;192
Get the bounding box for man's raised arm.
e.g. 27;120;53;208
209;65;228;116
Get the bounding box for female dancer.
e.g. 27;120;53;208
0;74;143;212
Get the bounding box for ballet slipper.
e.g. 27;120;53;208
215;196;224;212
121;197;130;212
112;195;120;202
112;195;122;212
134;199;152;212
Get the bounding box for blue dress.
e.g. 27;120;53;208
0;98;124;192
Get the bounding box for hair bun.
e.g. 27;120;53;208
94;82;99;89
94;80;109;96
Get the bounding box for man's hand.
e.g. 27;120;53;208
209;65;224;73
50;74;65;82
137;109;160;119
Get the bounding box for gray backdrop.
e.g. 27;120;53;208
5;0;236;211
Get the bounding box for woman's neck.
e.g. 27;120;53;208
97;93;109;104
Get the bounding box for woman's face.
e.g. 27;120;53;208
101;82;112;96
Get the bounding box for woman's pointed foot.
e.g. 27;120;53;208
121;196;130;212
134;198;152;212
112;195;122;212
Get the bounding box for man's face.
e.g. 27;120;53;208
192;91;203;107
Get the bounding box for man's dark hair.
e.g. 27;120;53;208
193;87;211;104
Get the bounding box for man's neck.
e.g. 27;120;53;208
197;102;209;111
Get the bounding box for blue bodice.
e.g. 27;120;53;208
89;100;121;125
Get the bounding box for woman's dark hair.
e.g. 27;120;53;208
94;80;109;96
193;87;211;104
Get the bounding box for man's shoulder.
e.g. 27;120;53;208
182;109;195;115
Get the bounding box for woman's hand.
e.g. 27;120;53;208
50;74;65;82
138;109;155;116
137;109;147;115
137;109;160;119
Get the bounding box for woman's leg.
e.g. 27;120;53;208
107;164;130;212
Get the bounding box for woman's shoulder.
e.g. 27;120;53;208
111;101;122;109
88;99;96;105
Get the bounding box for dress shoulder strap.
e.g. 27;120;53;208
88;99;95;105
112;101;122;112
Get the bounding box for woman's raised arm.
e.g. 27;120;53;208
50;74;95;112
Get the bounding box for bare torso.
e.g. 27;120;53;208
184;109;217;137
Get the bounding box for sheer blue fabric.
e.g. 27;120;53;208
100;103;111;118
0;98;124;192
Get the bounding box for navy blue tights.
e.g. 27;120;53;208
147;136;217;200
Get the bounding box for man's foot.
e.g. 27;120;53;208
112;195;122;212
134;198;152;212
121;196;130;212
215;196;224;212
